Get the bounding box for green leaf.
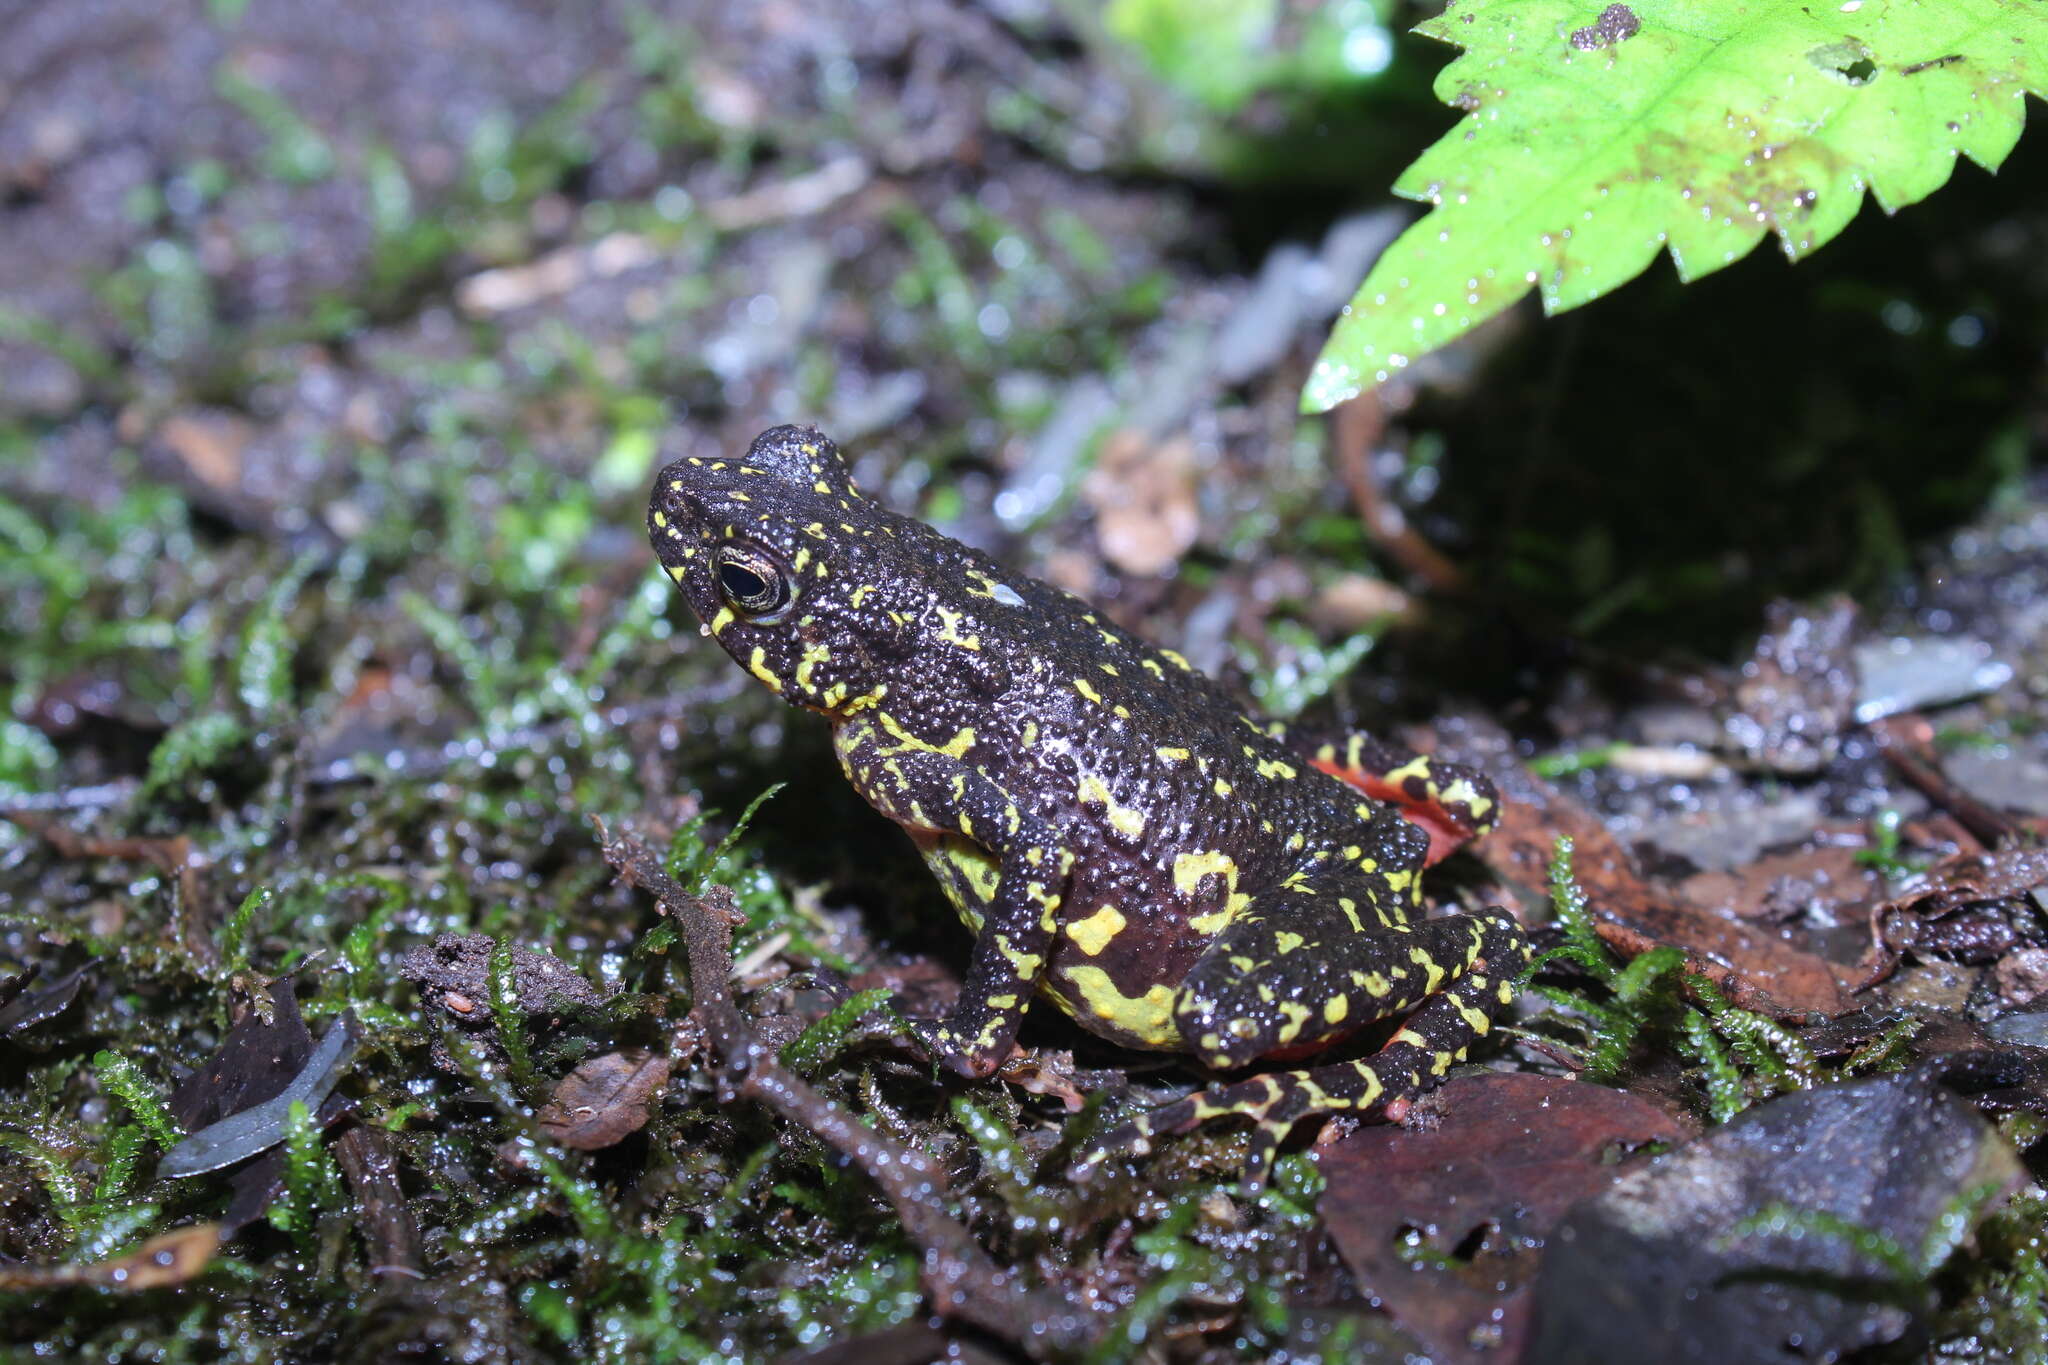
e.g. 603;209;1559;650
1305;0;2048;410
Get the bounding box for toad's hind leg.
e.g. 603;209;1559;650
1073;904;1527;1192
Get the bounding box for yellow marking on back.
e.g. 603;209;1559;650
1256;757;1298;780
934;605;981;651
1174;850;1251;931
1077;774;1146;840
1160;649;1193;671
1155;746;1190;763
1067;905;1127;955
1073;678;1102;704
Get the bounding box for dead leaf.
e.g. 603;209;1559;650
0;1223;221;1291
1676;833;1880;926
1478;788;1854;1017
156;410;253;494
537;1049;671;1149
1082;431;1198;577
1319;1073;1688;1364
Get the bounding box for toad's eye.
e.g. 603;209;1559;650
714;545;793;618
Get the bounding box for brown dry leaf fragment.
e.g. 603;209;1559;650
1319;1073;1687;1365
537;1049;671;1150
0;1223;222;1292
1889;844;2048;922
155;410;253;494
1479;786;1854;1016
1676;832;1880;925
0;959;94;1036
1870;843;2048;982
1307;572;1412;634
994;1050;1087;1114
1082;431;1198;577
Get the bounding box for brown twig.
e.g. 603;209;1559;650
1333;392;1465;594
594;817;1088;1358
1868;715;2018;849
335;1125;422;1279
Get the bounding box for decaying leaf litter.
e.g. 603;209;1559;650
1;1;2046;1360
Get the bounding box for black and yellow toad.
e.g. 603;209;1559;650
648;425;1529;1185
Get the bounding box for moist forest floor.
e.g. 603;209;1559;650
2;2;2047;1362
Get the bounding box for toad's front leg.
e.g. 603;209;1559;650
834;719;1072;1076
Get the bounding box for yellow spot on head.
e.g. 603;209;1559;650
1072;678;1102;704
747;647;783;693
1324;996;1349;1025
1155;746;1190;763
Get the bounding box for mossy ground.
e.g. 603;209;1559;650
3;2;2046;1361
